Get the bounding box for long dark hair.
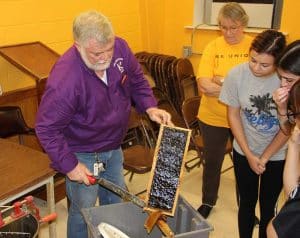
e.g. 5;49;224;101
276;40;300;76
250;29;286;58
288;80;300;115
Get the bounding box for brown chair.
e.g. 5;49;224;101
181;96;204;171
122;107;156;194
152;87;185;128
181;96;233;172
0;106;69;205
182;96;239;206
0;106;35;144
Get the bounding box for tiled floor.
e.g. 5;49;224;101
39;150;285;238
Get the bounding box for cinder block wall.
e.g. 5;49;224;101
0;0;143;91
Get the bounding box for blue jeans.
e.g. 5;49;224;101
66;148;125;238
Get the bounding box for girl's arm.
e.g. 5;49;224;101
273;87;292;135
197;77;221;97
228;106;265;174
260;129;289;166
283;126;300;196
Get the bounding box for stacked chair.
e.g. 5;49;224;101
181;96;239;205
181;96;204;172
181;96;234;173
151;87;186;133
135;52;198;115
123;53;238;202
122;107;157;195
124;52;200;175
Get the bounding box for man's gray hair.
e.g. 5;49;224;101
73;10;115;46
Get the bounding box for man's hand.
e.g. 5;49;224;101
67;162;93;185
146;107;173;126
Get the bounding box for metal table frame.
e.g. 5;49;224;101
0;177;56;238
0;138;56;238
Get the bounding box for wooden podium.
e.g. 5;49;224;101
0;42;66;203
0;41;60;103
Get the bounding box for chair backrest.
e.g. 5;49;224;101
152;87;185;128
0;106;35;139
138;59;156;88
122;107;156;149
181;95;230;151
181;96;201;130
122;107;156;177
181;96;203;151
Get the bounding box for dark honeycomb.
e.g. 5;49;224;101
148;127;188;211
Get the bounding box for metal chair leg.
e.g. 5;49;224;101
184;156;203;172
221;151;233;174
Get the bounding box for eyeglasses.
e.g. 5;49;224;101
286;111;300;124
219;25;241;33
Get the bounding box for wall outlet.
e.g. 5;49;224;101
182;46;192;58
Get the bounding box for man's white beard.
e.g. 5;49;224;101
79;48;111;71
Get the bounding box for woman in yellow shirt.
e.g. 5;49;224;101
196;2;253;218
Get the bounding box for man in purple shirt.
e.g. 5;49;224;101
36;10;172;238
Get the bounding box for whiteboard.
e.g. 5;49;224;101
193;0;283;29
207;3;273;28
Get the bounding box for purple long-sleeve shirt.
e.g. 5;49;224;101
36;37;157;174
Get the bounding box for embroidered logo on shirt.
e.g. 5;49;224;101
113;58;124;73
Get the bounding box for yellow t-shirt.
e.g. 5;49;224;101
197;35;253;128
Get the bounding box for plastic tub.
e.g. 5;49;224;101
82;195;213;238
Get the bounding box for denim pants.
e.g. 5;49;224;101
66;148;125;238
233;149;284;238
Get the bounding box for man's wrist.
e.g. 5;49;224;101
146;107;156;114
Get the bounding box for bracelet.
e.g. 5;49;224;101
279;117;289;125
277;110;286;116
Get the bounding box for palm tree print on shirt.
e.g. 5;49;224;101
243;93;279;133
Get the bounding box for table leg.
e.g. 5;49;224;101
47;177;57;238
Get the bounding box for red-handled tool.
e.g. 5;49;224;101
87;175;97;185
86;175;146;208
40;213;57;223
86;175;174;238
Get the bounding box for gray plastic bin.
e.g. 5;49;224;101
81;195;213;238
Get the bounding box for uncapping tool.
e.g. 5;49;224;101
86;175;174;238
87;175;146;208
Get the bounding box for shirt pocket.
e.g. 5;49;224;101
117;73;131;99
